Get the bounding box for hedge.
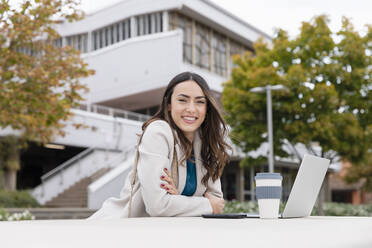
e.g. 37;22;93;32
0;190;40;208
224;200;372;216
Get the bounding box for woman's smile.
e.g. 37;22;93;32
182;115;198;124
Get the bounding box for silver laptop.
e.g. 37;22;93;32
203;154;330;219
248;154;330;218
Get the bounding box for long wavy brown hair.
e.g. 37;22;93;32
142;72;231;186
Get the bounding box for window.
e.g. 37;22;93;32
229;40;246;70
169;11;252;77
119;20;130;40
66;33;88;53
212;32;227;76
136;12;162;36
92;18;131;51
195;23;211;70
169;12;192;64
54;38;62;47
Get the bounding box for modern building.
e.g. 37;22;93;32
1;0;355;209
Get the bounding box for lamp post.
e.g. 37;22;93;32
250;85;287;173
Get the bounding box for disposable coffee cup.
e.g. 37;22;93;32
255;173;282;219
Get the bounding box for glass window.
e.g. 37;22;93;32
229;40;245;70
104;27;108;47
212;32;227;76
66;33;88;53
169;12;192;64
168;11;251;76
155;12;162;32
54;38;62;47
122;20;130;40
92;18;131;51
111;25;115;44
136;12;163;36
99;29;104;48
195;23;211;70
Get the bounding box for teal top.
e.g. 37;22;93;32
181;151;197;196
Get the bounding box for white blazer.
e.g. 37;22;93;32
88;120;223;219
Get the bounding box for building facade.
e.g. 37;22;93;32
3;0;361;208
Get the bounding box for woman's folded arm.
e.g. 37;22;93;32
137;120;212;217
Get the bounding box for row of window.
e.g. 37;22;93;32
92;19;131;51
66;33;88;53
62;12;163;53
136;12;163;36
57;11;250;77
169;12;250;77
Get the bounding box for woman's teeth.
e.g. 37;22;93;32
183;117;196;121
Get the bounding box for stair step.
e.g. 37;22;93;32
44;168;111;208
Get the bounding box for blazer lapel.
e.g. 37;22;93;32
193;130;207;196
174;137;187;193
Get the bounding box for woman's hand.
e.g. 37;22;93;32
204;192;225;214
160;168;179;195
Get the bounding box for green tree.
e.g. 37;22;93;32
0;0;94;190
222;16;371;186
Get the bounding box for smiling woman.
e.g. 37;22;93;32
88;72;232;219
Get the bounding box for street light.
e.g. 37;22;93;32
250;85;287;173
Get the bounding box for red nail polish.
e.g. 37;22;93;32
164;168;168;171
166;187;169;190
160;184;165;187
161;176;165;179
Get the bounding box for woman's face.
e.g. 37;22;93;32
169;80;207;142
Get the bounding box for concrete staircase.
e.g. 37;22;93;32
44;168;110;208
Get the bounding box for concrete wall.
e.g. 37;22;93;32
81;31;183;104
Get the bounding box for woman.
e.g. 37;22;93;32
89;72;231;219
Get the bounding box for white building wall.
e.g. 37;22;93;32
81;30;183;104
56;0;181;36
193;0;270;41
56;0;270;45
0;109;142;149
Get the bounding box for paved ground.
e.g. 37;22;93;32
0;216;371;248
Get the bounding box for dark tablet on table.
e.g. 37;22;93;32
202;213;247;219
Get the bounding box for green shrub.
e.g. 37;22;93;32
224;200;372;216
0;190;40;208
312;202;372;216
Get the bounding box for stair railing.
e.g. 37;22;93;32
40;147;107;197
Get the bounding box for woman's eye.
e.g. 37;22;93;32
178;99;186;102
197;101;206;104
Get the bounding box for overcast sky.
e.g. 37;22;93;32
80;0;372;38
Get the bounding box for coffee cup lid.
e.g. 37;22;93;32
255;173;282;180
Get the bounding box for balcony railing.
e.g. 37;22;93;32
76;103;151;122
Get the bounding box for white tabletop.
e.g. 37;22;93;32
0;216;371;248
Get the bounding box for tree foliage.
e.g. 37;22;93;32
222;16;371;186
0;0;94;143
0;0;94;190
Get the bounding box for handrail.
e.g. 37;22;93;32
40;144;135;184
76;103;151;122
41;147;95;182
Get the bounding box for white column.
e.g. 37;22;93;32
87;31;92;52
192;20;196;64
62;37;67;47
162;11;169;32
130;16;137;37
209;29;213;72
266;87;274;173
